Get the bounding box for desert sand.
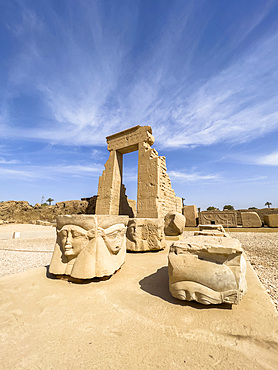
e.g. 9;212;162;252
0;225;278;369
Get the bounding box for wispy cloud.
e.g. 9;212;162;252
1;1;278;150
0;157;20;164
255;151;278;166
168;170;220;182
0;163;103;181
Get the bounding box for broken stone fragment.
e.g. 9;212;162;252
126;218;165;252
164;211;186;236
168;235;247;305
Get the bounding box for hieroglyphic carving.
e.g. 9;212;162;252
199;211;237;227
49;215;128;280
126;218;165;251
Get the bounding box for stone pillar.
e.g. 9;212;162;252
95;150;123;215
137;142;159;218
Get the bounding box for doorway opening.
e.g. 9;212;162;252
122;150;138;216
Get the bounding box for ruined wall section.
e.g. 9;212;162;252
95;150;123;215
157;155;180;217
137;142;180;218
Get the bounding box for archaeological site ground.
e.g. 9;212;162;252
1;126;277;369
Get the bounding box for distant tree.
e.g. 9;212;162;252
197;207;201;213
223;205;234;211
248;207;257;209
46;198;54;206
265;202;272;208
207;206;218;211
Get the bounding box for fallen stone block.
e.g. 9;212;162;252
182;205;198;227
12;232;20;239
164;211;185;236
168;235;247;305
263;214;278;228
241;212;262;228
126;218;165;252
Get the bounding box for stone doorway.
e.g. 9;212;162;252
95;125;181;218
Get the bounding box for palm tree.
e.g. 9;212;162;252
46;198;54;206
265;201;272;208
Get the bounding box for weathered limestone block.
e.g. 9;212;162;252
194;224;230;237
168;235;247;305
199;211;237;227
49;215;128;280
126;218;165;251
264;214;278;227
182;205;198;227
241;212;262;228
164;211;186;236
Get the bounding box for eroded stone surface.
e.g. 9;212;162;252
49;215;128;280
164;211;185;236
199;211;237;227
241;212;262;228
168;234;247;305
126;218;165;251
182;205;198;227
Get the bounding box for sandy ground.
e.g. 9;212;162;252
0;224;278;369
1;225;277;309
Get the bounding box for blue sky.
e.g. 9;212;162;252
0;0;278;210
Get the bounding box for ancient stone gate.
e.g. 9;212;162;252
95;125;181;218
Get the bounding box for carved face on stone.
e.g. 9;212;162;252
58;225;93;259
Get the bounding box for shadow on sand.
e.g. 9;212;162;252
139;266;232;310
45;265;115;284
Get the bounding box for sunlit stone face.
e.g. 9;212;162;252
58;225;90;258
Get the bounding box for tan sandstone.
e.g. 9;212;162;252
264;214;278;228
241;212;262;228
199;211;237;227
49;215;128;280
164;211;186;236
96;125;181;218
126;218;165;251
182;205;198;227
168;234;247;305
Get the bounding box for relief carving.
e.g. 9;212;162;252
49;215;128;280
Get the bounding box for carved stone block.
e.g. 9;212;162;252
241;212;262;228
263;214;278;227
182;205;198;227
199;211;237;227
49;215;128;280
126;218;165;252
164;211;186;236
168;235;247;305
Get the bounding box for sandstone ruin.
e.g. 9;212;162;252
96;125;182;218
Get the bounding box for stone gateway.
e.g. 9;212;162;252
96;125;182;218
